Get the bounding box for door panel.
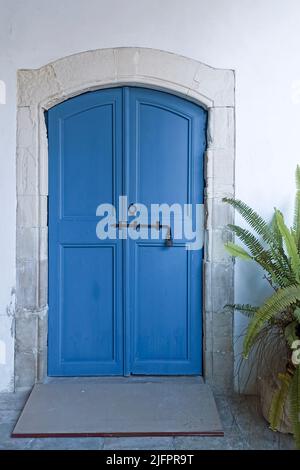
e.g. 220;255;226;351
48;89;123;376
62;105;115;217
126;88;207;375
134;244;189;364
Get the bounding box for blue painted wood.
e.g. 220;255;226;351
48;87;207;376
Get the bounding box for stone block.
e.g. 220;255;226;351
137;48;199;92
205;148;235;186
37;310;48;352
205;228;233;263
207;107;235;150
212;351;234;393
18;66;61;107
15;316;38;353
206;197;234;230
38;259;48;308
203;261;234;313
37;348;47;383
16;227;38;261
192;66;235;107
17;195;38;228
39;227;48;261
52;49;116;93
16;147;38;196
17;195;47;228
115;47;140;78
16;260;38;309
15;350;36;390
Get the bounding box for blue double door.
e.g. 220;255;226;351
48;87;207;376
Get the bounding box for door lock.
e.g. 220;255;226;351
112;221;173;246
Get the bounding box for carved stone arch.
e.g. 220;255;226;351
16;47;235;392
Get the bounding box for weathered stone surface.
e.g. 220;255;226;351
15;316;38;353
103;436;174;450
17;195;47;229
16;260;38;309
203;261;234;313
137;48;200;90
212;352;234;393
37;310;48;352
212;311;233;353
38;259;48;308
29;437;103;450
15;350;36;390
52;49;116;94
207;107;235;150
17;195;38;228
16;228;38;261
193;66;235;107
18;66;61;107
206;197;234;230
205;228;232;263
0;423;33;450
39;228;48;261
206;149;235;186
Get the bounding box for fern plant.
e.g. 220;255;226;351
223;165;300;449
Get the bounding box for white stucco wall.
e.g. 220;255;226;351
1;0;300;391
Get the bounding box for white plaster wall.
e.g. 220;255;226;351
1;0;300;391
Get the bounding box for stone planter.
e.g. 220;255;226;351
259;373;292;434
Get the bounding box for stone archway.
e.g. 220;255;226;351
16;47;235;392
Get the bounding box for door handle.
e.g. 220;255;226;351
112;221;173;246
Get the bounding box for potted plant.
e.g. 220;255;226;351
223;166;300;448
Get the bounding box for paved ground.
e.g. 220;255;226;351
0;392;295;450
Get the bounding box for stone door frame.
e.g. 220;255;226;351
16;47;235;392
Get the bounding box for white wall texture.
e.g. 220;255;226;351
1;0;300;391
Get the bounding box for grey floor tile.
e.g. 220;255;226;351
174;435;248;450
28;437;104;450
0;392;29;411
103;437;175;450
0;423;33;450
0;409;21;424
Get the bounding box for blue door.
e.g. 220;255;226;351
48;87;207;376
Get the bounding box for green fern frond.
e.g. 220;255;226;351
293;307;300;323
270;212;283;250
290;366;300;449
293;165;300;251
224;242;252;260
284;321;298;348
223;198;282;250
269;372;293;431
243;286;300;358
276;210;300;283
223;198;291;278
228;223;292;287
225;303;258;317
